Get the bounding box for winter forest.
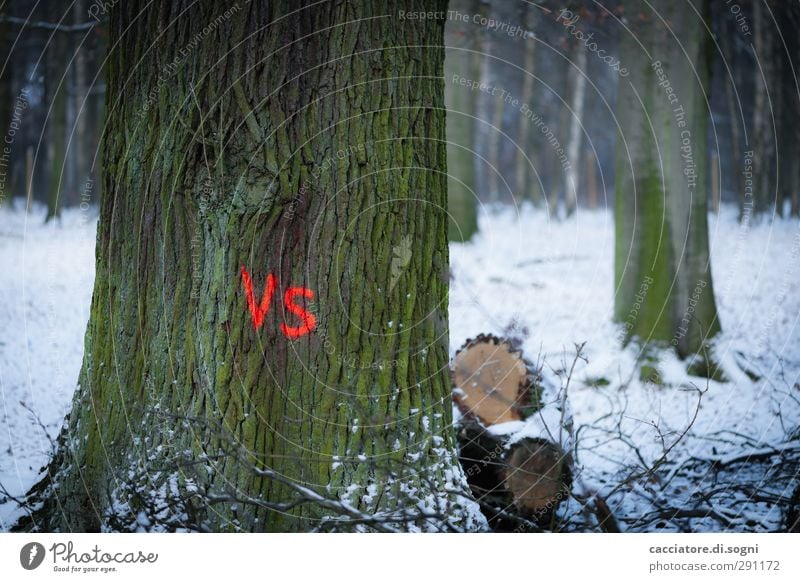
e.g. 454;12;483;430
0;0;799;535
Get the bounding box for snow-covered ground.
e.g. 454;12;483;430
1;200;798;530
0;201;97;528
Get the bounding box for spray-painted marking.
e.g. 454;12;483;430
241;266;317;338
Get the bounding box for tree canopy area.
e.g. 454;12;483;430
1;0;798;535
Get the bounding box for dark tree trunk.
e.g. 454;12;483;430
19;0;481;533
0;4;10;210
751;0;773;215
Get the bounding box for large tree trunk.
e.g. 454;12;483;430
445;0;479;242
20;0;481;533
614;0;721;364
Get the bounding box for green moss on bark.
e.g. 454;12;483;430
19;0;479;533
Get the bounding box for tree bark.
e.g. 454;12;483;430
614;0;721;363
20;0;481;533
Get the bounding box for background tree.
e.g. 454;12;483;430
445;0;479;242
0;2;10;210
18;0;480;533
44;5;69;222
614;0;721;373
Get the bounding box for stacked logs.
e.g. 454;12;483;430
452;334;572;531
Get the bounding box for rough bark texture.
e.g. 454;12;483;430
444;0;478;242
20;0;481;533
614;0;721;362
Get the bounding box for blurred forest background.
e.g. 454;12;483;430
1;0;798;222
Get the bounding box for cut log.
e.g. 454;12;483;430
504;437;570;516
452;335;571;530
458;423;571;531
451;334;541;426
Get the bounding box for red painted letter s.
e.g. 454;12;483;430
280;287;317;339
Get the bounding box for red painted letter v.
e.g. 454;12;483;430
241;266;277;330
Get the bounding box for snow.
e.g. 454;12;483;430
1;200;798;531
0;201;97;528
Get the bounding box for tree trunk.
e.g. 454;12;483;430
45;27;68;222
614;0;721;365
710;151;719;213
718;17;745;216
564;45;587;216
70;0;90;208
19;0;481;533
479;4;503;204
751;0;772;215
586;149;598;209
515;6;540;206
0;4;10;210
445;0;479;242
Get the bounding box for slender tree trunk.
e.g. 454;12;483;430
786;16;800;218
70;0;89;208
20;0;481;533
514;7;538;206
614;0;721;365
564;45;587;216
751;0;771;215
45;28;68;222
710;151;720;213
0;4;10;210
718;15;745;216
478;1;503;204
445;0;479;242
586;149;598;209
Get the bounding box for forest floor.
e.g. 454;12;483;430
1;200;799;531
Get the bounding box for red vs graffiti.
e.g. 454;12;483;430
240;266;317;339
